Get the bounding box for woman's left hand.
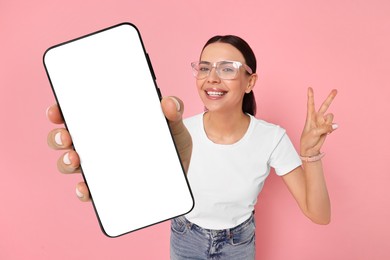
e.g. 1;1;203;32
300;87;338;156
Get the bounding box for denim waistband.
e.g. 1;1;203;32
177;211;255;237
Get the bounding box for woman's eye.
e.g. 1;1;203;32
199;66;210;72
221;66;235;72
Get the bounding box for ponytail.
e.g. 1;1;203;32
243;91;256;116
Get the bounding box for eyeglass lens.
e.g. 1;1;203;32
193;61;240;79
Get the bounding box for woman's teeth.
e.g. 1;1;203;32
207;91;226;96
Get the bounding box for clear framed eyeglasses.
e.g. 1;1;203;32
191;60;253;80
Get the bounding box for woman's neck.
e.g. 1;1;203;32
203;110;250;144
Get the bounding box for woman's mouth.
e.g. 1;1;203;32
206;91;227;97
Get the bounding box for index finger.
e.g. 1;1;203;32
46;104;64;124
318;89;338;114
307;87;316;120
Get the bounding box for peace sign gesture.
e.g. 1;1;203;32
300;87;338;157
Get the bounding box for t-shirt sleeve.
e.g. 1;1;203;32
269;130;302;176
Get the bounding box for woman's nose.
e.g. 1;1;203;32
207;67;221;83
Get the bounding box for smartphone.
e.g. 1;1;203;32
43;23;194;237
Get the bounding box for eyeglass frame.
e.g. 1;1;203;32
190;60;253;80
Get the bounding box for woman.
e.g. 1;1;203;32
47;35;337;260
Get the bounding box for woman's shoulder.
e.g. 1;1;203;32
249;115;285;133
248;115;288;145
183;113;203;132
183;113;203;126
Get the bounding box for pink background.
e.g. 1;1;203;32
1;0;389;259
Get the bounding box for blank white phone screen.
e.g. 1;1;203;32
44;23;194;237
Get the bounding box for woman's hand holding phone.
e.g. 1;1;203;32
47;96;192;202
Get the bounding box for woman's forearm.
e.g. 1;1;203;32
302;160;331;225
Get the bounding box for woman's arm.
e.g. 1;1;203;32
282;88;337;225
282;163;331;225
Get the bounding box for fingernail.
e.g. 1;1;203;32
54;132;63;146
76;187;84;198
63;152;71;165
169;97;181;112
332;123;339;130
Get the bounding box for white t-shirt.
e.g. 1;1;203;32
184;113;302;230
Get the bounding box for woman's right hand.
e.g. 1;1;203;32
47;96;192;202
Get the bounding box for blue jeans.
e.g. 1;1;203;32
170;213;255;260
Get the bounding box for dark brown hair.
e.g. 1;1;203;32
202;35;257;116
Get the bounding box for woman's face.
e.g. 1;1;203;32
196;42;256;114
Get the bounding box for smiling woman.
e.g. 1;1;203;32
47;34;337;260
169;35;336;259
1;0;389;258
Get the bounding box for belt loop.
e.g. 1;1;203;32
183;216;193;230
186;222;192;229
227;228;233;239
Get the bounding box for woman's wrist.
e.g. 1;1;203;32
299;152;325;162
299;146;321;157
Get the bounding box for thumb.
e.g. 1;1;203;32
161;96;183;122
161;96;192;173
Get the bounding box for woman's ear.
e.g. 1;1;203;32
245;73;258;93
